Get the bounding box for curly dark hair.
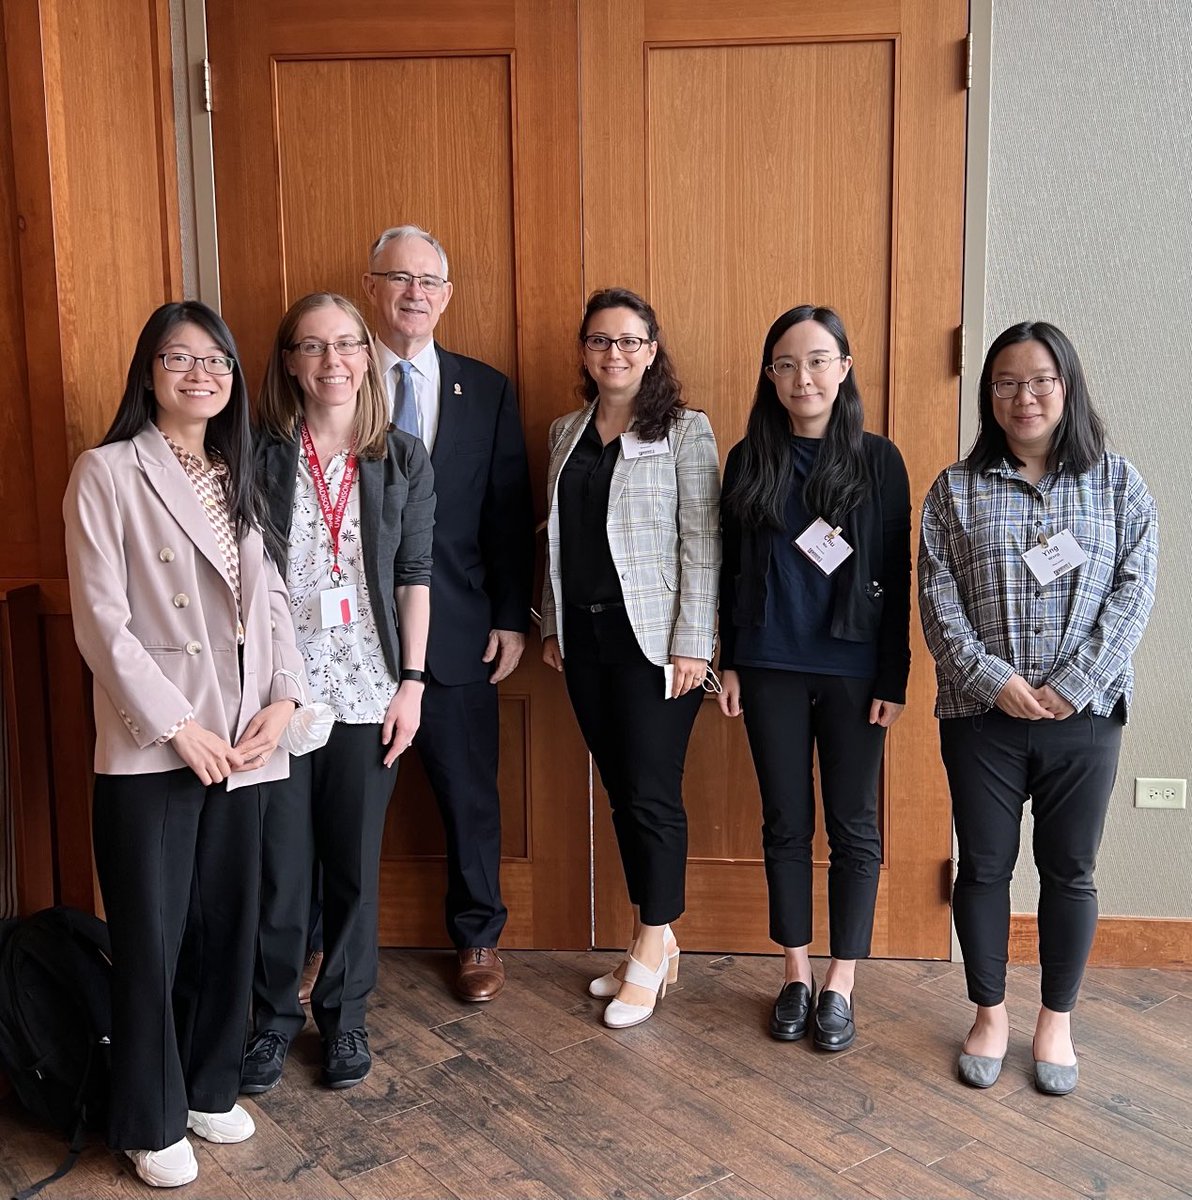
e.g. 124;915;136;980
577;287;685;443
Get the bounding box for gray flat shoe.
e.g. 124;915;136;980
1034;1056;1078;1095
958;1051;1004;1088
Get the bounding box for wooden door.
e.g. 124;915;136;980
207;0;592;948
582;0;966;958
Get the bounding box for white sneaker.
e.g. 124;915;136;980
128;1137;199;1187
186;1103;256;1144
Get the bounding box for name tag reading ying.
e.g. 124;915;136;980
1022;529;1087;585
621;431;669;459
794;518;853;576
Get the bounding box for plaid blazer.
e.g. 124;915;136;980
541;404;721;666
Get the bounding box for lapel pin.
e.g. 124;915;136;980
453;383;462;395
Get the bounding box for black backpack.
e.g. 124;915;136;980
0;907;113;1200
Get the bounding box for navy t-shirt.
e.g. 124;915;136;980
733;437;877;678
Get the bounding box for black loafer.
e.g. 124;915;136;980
240;1029;289;1094
769;981;814;1041
323;1027;371;1089
813;989;856;1052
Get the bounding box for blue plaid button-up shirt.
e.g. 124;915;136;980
918;452;1157;720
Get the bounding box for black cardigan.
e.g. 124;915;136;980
258;429;436;682
719;431;912;703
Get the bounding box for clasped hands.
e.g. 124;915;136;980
173;699;298;785
995;674;1075;721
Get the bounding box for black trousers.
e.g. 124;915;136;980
414;675;507;947
737;668;885;958
941;708;1123;1012
254;721;395;1040
92;769;262;1150
563;605;701;926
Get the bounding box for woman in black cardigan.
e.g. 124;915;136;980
242;292;435;1094
718;305;910;1050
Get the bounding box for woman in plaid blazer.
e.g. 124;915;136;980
541;288;720;1029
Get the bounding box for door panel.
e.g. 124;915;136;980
209;0;591;949
208;0;963;957
583;0;964;958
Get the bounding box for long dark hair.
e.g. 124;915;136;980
101;301;278;558
578;288;685;443
724;305;869;530
968;320;1105;473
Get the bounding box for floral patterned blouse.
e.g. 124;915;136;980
286;449;395;723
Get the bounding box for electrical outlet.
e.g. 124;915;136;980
1134;778;1187;809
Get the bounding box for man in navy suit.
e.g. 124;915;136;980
362;225;533;1001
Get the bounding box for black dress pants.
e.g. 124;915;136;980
737;668;885;958
941;708;1123;1012
254;721;395;1040
562;605;701;926
414;675;507;948
92;769;262;1150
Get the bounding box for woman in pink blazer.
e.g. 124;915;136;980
63;301;306;1189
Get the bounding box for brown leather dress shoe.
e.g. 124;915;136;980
455;947;505;1002
298;950;323;1006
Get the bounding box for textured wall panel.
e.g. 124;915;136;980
986;0;1192;918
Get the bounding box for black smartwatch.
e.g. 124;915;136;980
399;668;427;683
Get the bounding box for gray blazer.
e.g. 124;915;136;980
541;404;721;666
260;429;436;681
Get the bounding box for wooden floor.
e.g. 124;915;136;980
2;949;1191;1199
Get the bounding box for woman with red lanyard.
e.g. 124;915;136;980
243;292;435;1093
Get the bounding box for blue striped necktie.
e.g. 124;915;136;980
394;360;419;438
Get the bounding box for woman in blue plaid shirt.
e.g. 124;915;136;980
919;321;1158;1096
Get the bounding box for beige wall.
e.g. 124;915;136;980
984;0;1191;917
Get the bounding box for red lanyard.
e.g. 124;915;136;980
299;421;358;584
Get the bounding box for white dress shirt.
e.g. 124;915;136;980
376;338;441;454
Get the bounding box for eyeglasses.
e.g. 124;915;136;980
368;271;448;293
288;338;368;357
158;352;235;376
582;335;652;353
765;354;842;379
990;376;1059;399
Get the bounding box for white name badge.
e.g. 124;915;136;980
319;583;359;629
621;431;669;459
1022;528;1087;585
794;518;854;576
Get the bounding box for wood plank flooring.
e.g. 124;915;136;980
1;951;1190;1199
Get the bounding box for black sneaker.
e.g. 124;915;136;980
323;1028;371;1089
240;1029;289;1094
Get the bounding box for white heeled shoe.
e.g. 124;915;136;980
588;926;679;998
602;951;671;1028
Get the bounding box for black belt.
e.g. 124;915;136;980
568;600;625;614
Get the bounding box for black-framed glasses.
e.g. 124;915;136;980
765;354;842;379
582;334;652;353
158;352;235;376
990;375;1059;399
288;338;368;357
368;270;448;293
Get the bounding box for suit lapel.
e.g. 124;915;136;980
546;405;596;505
432;345;461;468
133;424;235;595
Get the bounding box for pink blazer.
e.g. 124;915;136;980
63;423;307;790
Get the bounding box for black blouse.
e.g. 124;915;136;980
558;420;623;607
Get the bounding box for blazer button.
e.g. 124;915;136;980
185;640;202;655
173;593;190;608
159;547;175;562
270;618;277;630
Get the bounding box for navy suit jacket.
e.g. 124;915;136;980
426;345;534;685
